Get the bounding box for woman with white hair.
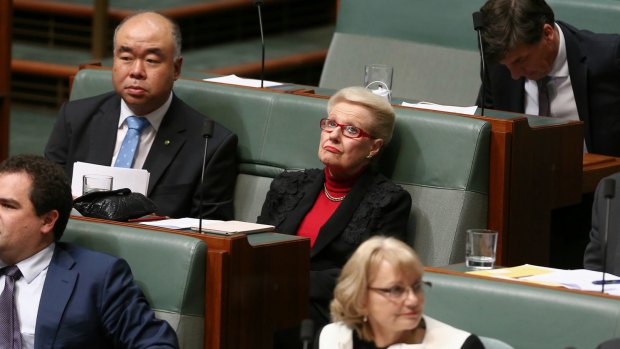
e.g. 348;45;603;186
258;87;412;334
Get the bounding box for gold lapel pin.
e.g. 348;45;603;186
164;140;171;145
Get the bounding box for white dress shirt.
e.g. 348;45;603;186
111;92;172;169
0;243;55;349
524;23;579;122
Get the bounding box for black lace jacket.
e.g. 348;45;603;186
257;168;412;327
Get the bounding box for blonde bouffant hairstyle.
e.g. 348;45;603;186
329;236;423;342
327;86;396;146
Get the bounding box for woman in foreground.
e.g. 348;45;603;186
320;236;484;349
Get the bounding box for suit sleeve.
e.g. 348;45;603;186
584;182;605;271
256;176;280;225
372;187;412;241
190;131;238;220
100;259;179;349
45;101;72;169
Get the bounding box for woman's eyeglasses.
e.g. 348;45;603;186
368;281;432;302
319;118;374;139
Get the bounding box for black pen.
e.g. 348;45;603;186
592;279;620;285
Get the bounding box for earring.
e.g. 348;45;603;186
363;315;368;322
366;153;373;159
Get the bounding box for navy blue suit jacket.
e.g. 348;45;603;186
45;92;238;219
477;21;620;156
35;243;178;349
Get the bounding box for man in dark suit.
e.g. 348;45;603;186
45;11;237;219
476;0;620;157
584;172;620;276
0;155;178;348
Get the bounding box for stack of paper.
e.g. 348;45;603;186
203;75;282;88
401;101;478;115
467;264;561;286
72;162;149;196
468;264;620;295
191;220;275;235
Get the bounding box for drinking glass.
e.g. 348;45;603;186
364;64;393;101
465;229;498;269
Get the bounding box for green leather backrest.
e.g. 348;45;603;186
320;0;620;105
331;0;620;52
62;218;206;349
68;68;490;265
70;69;488;191
424;271;620;349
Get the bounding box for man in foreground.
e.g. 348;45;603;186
0;154;178;348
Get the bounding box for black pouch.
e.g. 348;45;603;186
73;188;158;221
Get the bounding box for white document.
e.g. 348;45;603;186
203;74;282;88
140;218;220;230
401;101;478;115
72;162;150;196
191;220;275;235
522;269;620;295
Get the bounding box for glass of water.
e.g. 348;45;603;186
82;174;113;195
465;229;498;269
364;64;393;101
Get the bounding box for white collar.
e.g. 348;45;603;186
118;92;173;132
0;243;55;284
548;22;569;78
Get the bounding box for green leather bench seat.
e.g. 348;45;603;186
424;270;620;349
320;0;620;106
62;218;206;349
69;68;490;266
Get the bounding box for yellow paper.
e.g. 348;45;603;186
466;264;563;287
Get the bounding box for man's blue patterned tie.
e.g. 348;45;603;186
114;116;150;168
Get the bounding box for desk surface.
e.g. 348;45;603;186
583;153;620;193
426;264;620;301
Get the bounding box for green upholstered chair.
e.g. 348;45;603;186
320;0;620;106
424;270;620;349
62;218;206;349
319;0;486;106
162;78;490;266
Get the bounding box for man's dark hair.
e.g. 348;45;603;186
0;155;73;240
479;0;555;62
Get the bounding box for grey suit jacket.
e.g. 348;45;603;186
584;172;620;276
477;21;620;156
45;91;238;219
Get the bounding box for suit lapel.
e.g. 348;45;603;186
88;96;121;166
311;170;373;257
35;245;77;349
143;96;187;194
561;22;591;148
